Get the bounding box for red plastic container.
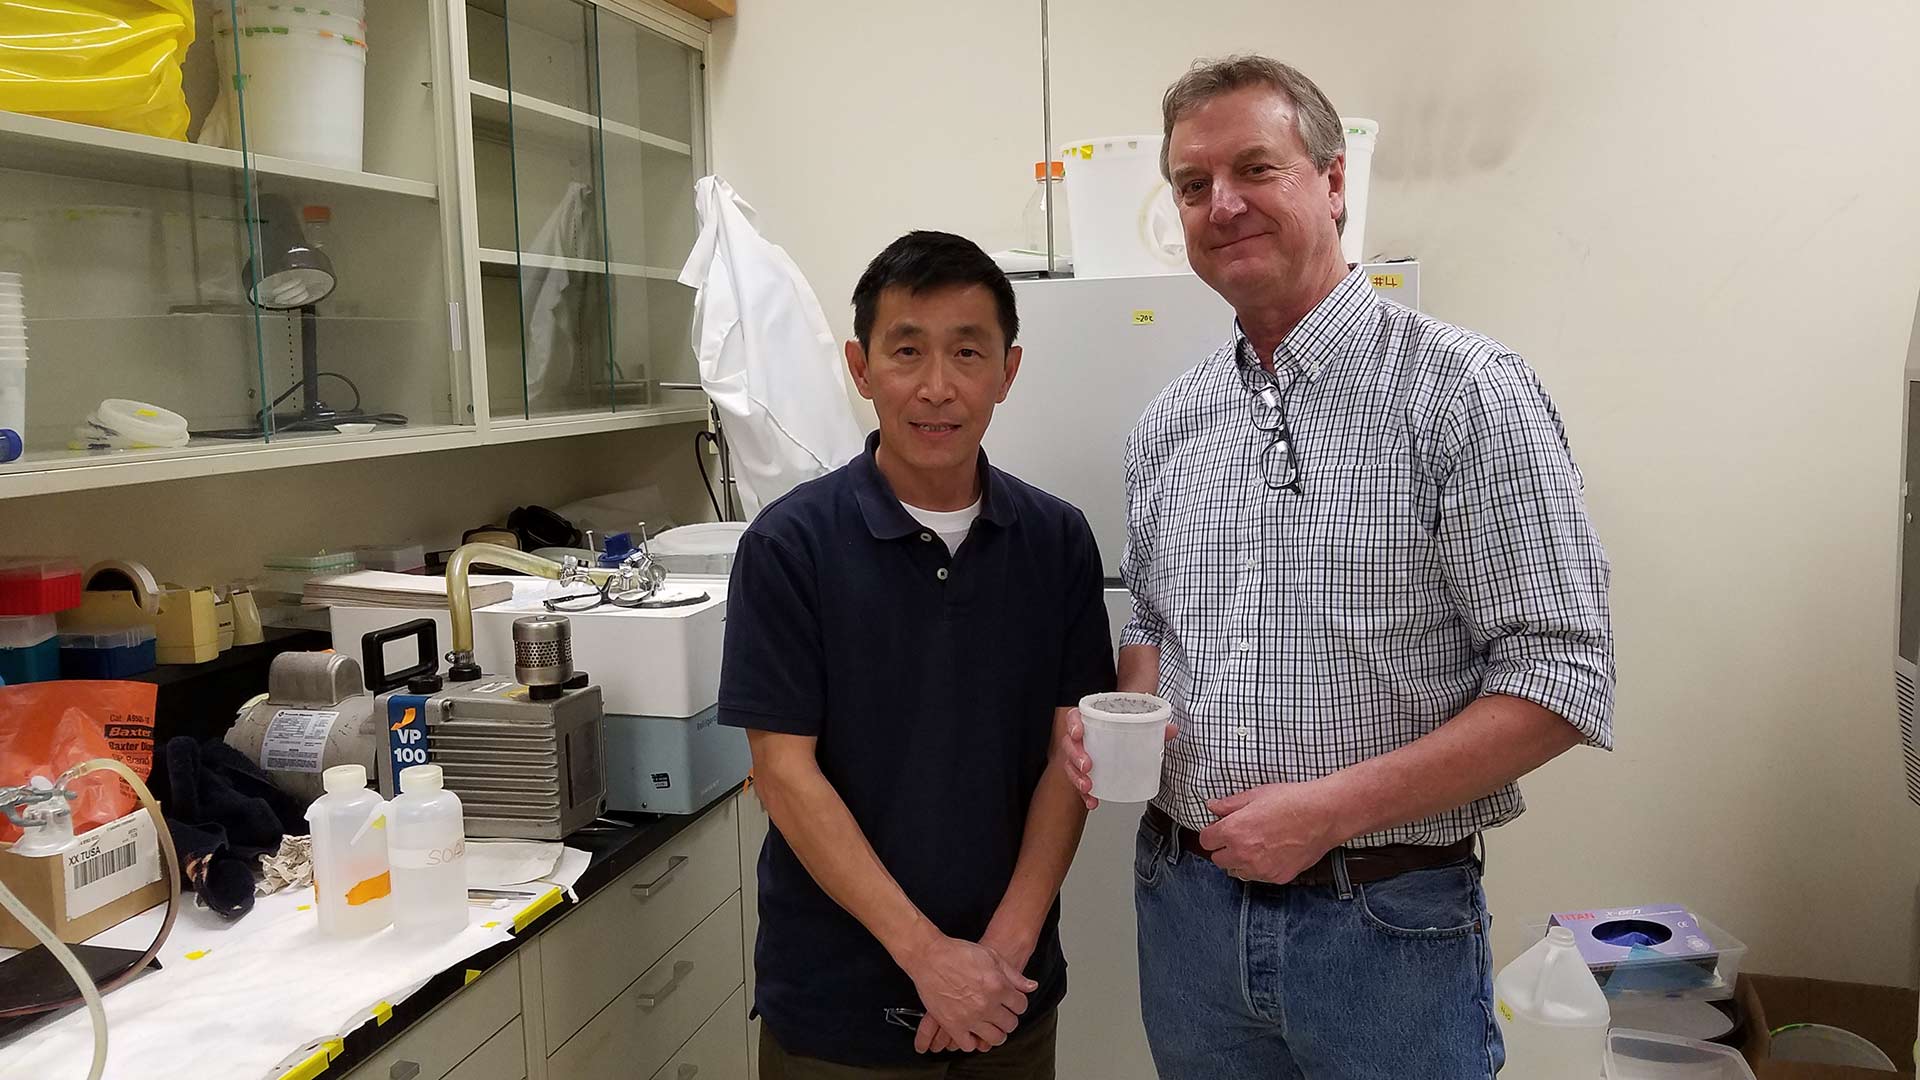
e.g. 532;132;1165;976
0;558;83;615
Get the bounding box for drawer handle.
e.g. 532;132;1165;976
631;855;689;899
677;1066;699;1080
636;960;695;1011
390;1063;421;1080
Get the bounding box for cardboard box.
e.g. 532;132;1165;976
0;808;168;949
1740;973;1917;1078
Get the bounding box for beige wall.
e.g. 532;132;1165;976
4;424;716;588
710;0;1920;997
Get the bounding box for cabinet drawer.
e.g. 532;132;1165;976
446;1017;525;1080
650;986;748;1080
549;893;745;1080
541;798;739;1048
351;956;521;1080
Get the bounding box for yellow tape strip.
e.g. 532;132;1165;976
511;886;564;933
372;1001;393;1026
464;968;482;986
276;1038;344;1080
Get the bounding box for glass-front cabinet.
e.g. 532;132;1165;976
463;0;708;425
0;0;711;496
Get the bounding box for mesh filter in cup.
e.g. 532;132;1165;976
1079;692;1172;802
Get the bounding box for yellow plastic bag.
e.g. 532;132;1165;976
0;0;195;141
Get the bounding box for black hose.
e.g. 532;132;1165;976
694;431;723;519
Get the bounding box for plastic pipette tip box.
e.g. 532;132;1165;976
0;558;82;616
58;625;159;678
0;615;59;684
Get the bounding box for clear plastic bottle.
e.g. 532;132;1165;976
387;764;468;938
1022;161;1071;259
301;204;332;253
305;764;392;937
1494;926;1610;1078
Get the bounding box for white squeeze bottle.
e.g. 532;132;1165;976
306;764;392;936
1493;926;1610;1078
387;764;468;938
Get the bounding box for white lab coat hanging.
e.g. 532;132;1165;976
679;176;865;520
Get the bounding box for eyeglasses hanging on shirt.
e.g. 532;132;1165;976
1239;338;1304;495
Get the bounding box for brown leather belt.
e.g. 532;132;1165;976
1142;804;1477;887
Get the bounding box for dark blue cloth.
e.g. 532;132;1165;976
720;433;1115;1066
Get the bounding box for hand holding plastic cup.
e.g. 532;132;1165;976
1078;692;1173;803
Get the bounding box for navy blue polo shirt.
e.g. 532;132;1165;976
719;432;1116;1067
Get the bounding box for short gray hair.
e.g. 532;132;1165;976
1160;55;1347;231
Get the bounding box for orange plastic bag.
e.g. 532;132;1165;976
0;681;157;843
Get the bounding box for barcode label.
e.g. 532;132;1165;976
73;842;137;889
65;811;163;919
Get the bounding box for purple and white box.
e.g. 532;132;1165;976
1548;904;1729;993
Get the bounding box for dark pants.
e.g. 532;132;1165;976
760;1008;1058;1080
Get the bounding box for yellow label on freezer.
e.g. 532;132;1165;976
1370;273;1404;289
1497;999;1513;1023
1131;310;1156;325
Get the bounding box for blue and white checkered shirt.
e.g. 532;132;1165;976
1120;266;1614;845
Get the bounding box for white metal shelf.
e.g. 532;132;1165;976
468;82;693;156
0;110;439;200
482;404;710;445
0;424;477;499
0;401;712;498
477;247;682;280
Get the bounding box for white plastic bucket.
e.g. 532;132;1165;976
1058;136;1188;279
1079;692;1172;803
1339;118;1378;265
213;19;368;171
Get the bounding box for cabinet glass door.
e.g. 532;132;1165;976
469;0;619;420
597;10;705;411
222;0;467;440
0;0;270;463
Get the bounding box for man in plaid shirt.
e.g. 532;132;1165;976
1061;56;1614;1078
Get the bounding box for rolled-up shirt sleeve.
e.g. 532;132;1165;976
1435;352;1615;749
1118;431;1167;651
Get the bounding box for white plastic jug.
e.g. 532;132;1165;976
388;764;468;938
1494;926;1610;1078
305;764;392;937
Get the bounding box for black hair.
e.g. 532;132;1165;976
850;230;1019;354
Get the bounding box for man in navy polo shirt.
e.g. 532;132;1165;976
720;231;1116;1078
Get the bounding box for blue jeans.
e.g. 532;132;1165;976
1133;814;1503;1079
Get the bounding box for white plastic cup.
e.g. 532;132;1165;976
1339;118;1379;266
1079;692;1172;803
0;361;26;441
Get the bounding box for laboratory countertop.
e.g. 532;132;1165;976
0;785;743;1077
311;786;743;1078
